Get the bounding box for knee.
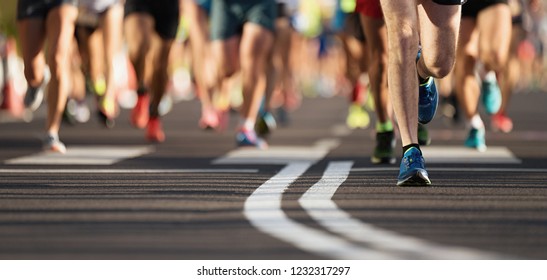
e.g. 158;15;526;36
48;50;70;79
481;49;508;71
424;51;455;79
393;23;419;51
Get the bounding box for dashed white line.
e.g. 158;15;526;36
4;146;154;165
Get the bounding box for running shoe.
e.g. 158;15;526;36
256;111;277;137
464;127;487;152
481;75;502;115
131;94;150;129
397;147;431;186
43;134;66;154
418;123;431;146
146;117;165;143
371;131;396;164
346;103;370;129
24;67;50;111
236;128;268;149
97;96;117;128
199;108;220;130
440;94;461;125
417;50;438;124
491;112;513;133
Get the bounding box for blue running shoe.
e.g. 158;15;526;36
464;127;487;152
481;76;502;115
236;128;268;149
397;147;431;186
418;76;438;124
417;50;438;124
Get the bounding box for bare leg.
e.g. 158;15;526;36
379;0;420;146
45;4;78;135
361;15;391;124
239;23;274;128
149;39;173;118
455;18;480;120
101;4;124;107
17;19;47;88
124;14;155;88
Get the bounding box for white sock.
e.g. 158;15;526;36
239;118;255;131
484;71;497;82
470;114;484;129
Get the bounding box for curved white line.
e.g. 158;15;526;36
300;161;503;259
244;162;395;259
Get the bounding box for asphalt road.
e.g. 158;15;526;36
0;89;546;260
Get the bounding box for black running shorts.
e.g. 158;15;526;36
17;0;78;20
124;0;180;40
462;0;509;18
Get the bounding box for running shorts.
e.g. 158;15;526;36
124;0;180;40
17;0;78;20
462;0;509;18
345;12;366;42
355;0;383;19
210;0;277;41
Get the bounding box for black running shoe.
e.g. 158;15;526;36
371;131;396;164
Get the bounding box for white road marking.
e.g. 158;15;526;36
300;161;501;259
420;146;521;164
221;142;397;259
0;168;258;174
213;141;336;165
244;162;393;259
4;146;154;165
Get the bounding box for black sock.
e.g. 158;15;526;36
403;144;421;156
418;75;428;85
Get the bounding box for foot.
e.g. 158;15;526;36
24;67;51;111
491;112;513;133
417;50;438;124
371;131;396;164
236;128;268;149
146;117;165;143
199;108;220;130
131;94;150;129
481;74;502;115
417;123;431;146
397;147;431;186
256;111;277;137
43;134;66;154
465;127;487;152
97;96;117;128
346;103;370;129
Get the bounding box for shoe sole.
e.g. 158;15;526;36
397;169;431;186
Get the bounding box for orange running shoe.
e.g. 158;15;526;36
131;94;150;129
146;117;165;143
491;112;513;133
